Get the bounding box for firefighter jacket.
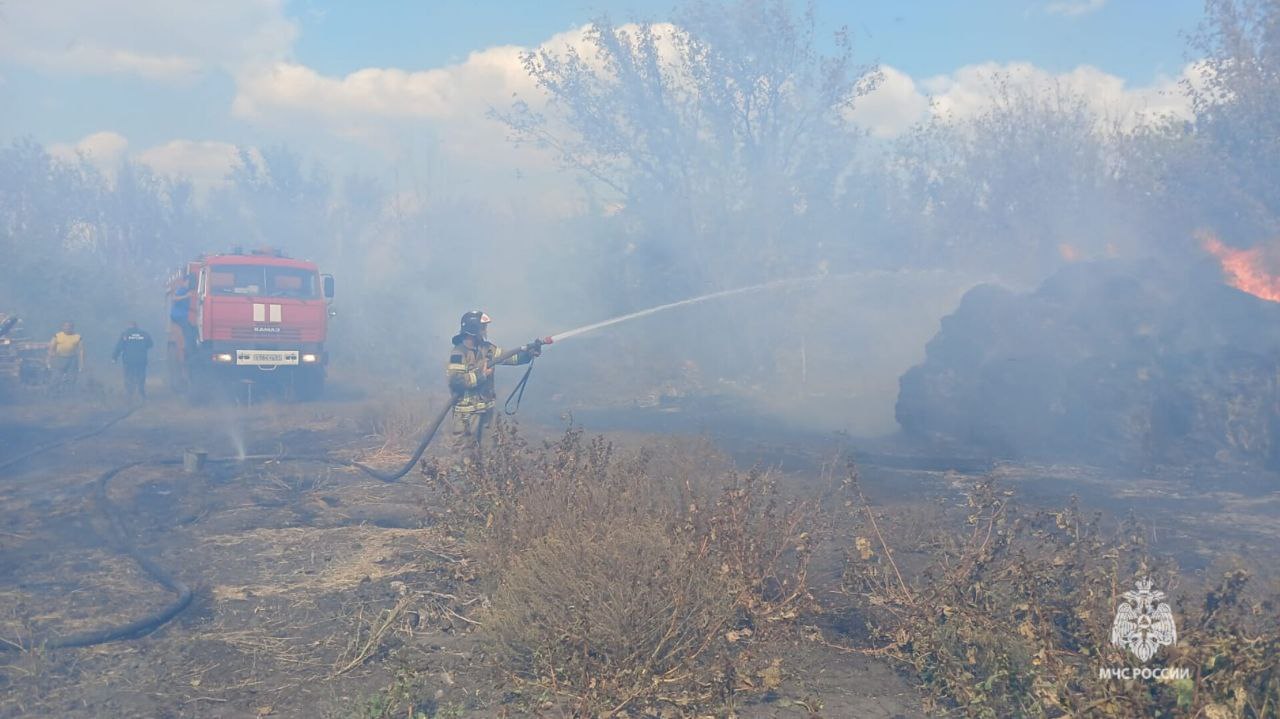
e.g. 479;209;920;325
447;337;534;414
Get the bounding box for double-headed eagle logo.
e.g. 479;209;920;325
1110;578;1177;662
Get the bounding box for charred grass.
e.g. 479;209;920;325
0;413;476;719
402;422;1280;717
6;397;1275;718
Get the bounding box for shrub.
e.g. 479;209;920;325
488;520;735;715
840;471;1280;718
430;422;826;716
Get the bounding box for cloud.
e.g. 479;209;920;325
47;132;243;194
48;131;130;171
0;0;295;82
229;50;552;203
847;66;930;138
224;17;1199;212
844;61;1195;138
229;25;607;210
135;140;242;189
231;59;509;122
1046;0;1108;17
229;24;594;126
49;48;202;83
925;62;1193;127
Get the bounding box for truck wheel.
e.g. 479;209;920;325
293;368;325;401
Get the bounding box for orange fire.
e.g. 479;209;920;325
1198;231;1280;303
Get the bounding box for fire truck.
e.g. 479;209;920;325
167;248;334;401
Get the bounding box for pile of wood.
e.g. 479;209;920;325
897;260;1280;469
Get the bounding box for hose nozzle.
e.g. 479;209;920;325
522;336;553;355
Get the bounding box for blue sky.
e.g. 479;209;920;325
288;1;1203;81
0;0;1208;198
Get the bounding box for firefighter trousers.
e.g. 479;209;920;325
449;408;492;465
122;361;147;399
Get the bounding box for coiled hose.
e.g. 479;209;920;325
0;393;463;651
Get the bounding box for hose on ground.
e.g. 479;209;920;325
2;459;190;651
0;406;137;474
2;402;461;652
350;401;455;483
0;444;435;653
1;393;462;650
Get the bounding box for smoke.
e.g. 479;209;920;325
3;0;1277;451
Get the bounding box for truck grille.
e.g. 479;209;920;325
231;327;302;341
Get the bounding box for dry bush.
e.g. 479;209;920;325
488;521;735;715
431;421;827;716
840;471;1280;718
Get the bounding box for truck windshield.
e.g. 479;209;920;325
208;266;318;299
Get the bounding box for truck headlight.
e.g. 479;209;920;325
213;353;234;363
301;353;318;363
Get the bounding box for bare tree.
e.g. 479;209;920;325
1186;0;1280;237
496;0;879;300
897;75;1146;284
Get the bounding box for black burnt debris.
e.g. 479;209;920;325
897;259;1280;469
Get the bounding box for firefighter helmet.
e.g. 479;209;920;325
459;310;491;336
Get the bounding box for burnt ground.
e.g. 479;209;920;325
1;383;1278;718
570;397;1280;579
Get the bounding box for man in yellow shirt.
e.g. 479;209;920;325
48;321;85;386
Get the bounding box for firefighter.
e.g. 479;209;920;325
111;321;154;401
171;277;197;355
445;310;540;462
47;321;85;389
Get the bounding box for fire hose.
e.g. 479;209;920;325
350;337;551;483
1;459;194;651
1;338;553;651
2;279;868;650
4;454;368;651
0;406;138;474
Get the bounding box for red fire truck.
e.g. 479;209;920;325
166;248;334;400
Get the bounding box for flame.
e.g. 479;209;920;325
1198;231;1280;303
1058;243;1080;262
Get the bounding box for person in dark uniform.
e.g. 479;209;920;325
445;310;540;463
112;321;154;401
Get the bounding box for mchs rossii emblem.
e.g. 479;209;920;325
1110;578;1177;663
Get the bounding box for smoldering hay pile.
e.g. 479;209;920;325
896;258;1280;470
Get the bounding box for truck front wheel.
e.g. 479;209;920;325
293;367;325;401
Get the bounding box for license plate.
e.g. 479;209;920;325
236;350;299;365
